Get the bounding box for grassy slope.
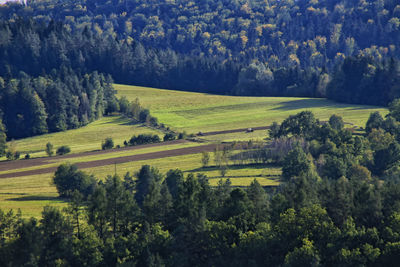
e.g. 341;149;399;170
3;116;162;159
0;84;389;217
115;84;388;135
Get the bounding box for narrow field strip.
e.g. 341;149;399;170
0;139;188;172
0;143;221;179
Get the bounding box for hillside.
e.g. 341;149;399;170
0;85;388;218
115;84;387;133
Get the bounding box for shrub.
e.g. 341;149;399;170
45;142;54;157
139;109;150;123
178;132;187;139
6;150;20;160
101;137;114;150
129;134;160;146
56;145;71;155
163;133;176;142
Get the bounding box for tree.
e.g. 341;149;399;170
201;151;210;168
329;114;344;131
284;238;321;267
135;165;162;205
56;145;71;155
45;142;54;157
282;146;312;180
163;133;176;142
101;137;114;150
366;112;384;134
269;122;280;139
0;120;6;157
53;163;96;198
389;99;400;121
278;111;318;139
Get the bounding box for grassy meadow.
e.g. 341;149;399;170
115;84;388;135
3;116;162;159
0;84;389;217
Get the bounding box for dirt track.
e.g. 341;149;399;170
0;142;222;179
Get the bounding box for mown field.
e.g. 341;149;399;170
115;84;388;135
0;84;389;217
2;116;162;159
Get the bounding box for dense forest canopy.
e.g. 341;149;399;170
1;0;400;69
0;0;398;108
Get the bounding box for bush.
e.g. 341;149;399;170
101;137;114;150
45;142;54;157
6;150;20;160
139;109;150;123
53;163;96;198
56;146;71;155
178;132;187;139
129;134;160;146
163;133;176;142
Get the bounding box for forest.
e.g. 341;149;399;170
2;108;400;266
0;1;398;105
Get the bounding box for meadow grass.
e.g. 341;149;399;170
0;151;280;217
115;84;388;134
1;83;388;217
0;173;67;218
2;116;162;160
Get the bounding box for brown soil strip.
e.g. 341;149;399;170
0;143;219;179
0;139;187;172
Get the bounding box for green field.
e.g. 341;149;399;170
3;116;162;159
0;84;389;218
115;84;388;134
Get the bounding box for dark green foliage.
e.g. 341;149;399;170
0;120;7;157
135;165;163;205
329;114;344;131
277;111;318;139
0;0;399;103
53;163;96;198
129;134;160;146
163;133;176;142
328;57;400;106
56;145;71;155
101;137;114;150
45;142;53;157
366;112;384;134
282;146;312;180
0;69;115;139
6;150;20;161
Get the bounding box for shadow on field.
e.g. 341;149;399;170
188;163;280;173
7;195;62;202
271;99;329;111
